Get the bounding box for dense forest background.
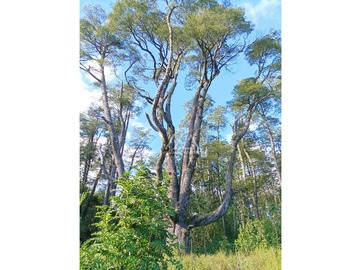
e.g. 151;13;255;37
1;0;360;270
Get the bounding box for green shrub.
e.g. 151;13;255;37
80;188;104;244
235;217;281;254
80;165;182;270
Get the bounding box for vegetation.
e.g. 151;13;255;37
173;248;281;270
80;0;281;269
80;165;182;270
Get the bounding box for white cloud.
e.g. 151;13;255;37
134;99;143;107
126;119;152;141
97;136;108;145
83;59;117;84
241;0;280;25
226;133;233;143
130;120;145;129
79;78;102;112
249;122;258;131
123;146;154;166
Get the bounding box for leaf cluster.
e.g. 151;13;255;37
80;164;182;270
184;4;251;44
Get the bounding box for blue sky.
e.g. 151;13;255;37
80;0;281;152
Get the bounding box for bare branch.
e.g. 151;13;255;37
80;63;102;83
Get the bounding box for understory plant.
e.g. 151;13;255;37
80;164;182;270
235;215;281;254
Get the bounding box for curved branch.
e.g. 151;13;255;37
188;98;257;228
145;113;159;132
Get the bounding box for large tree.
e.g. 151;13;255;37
108;0;261;251
82;0;282;252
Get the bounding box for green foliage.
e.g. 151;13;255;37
235;217;281;254
109;0;166;39
80;165;182;270
80;189;104;244
190;224;235;255
184;4;251;43
80;5;123;61
245;31;281;68
232;78;268;106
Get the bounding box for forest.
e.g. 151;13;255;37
79;0;281;269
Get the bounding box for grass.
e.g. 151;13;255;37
170;248;281;270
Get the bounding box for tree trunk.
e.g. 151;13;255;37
258;104;281;186
237;150;247;228
104;163;117;206
82;159;91;185
172;97;257;252
81;168;101;221
174;223;191;253
243;145;260;219
99;62;125;181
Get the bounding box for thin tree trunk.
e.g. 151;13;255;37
242;146;260;219
99;62;125;182
82;159;91;185
81;168;102;221
104;162;116;206
237;143;248;227
258;104;281;187
82;135;96;185
215;162;226;235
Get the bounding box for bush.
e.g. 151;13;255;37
235;217;281;254
80;165;182;270
80;188;104;244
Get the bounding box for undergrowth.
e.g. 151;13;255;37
170;248;281;270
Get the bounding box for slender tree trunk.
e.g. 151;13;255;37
259;104;281;186
82;159;91;185
104;163;116;205
99;62;125;181
82;135;96;185
81;168;102;221
215;164;226;235
237;143;248;227
242;146;260;219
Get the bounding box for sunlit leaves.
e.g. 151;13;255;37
184;5;251;45
109;0;167;40
230;78;267;110
245;31;281;81
80;165;181;269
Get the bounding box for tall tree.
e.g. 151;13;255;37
80;104;104;187
109;0;255;251
80;5;139;204
93;0;282;253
